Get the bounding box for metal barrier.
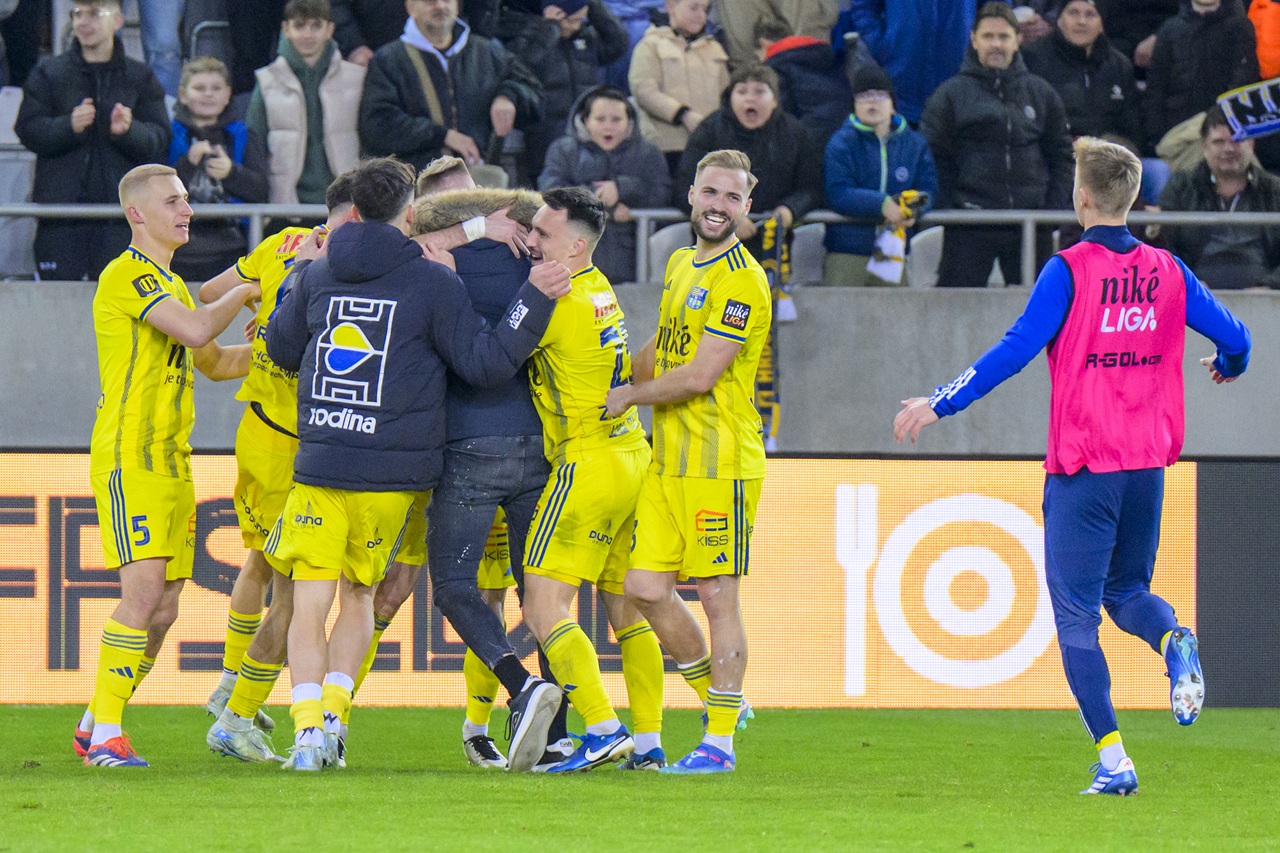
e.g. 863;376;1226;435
2;203;1279;285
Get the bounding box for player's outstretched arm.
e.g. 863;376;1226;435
198;265;250;303
604;334;739;417
429;261;568;388
145;282;260;349
193;342;252;381
893;397;939;444
631;334;657;386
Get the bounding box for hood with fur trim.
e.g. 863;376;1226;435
412;187;543;235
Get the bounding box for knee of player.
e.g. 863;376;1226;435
1055;621;1104;650
623;573;669;610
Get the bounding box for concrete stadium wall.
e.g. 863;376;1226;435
2;281;1276;457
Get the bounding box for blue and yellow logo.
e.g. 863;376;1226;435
325;322;376;374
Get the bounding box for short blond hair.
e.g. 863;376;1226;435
118;164;178;207
694;149;758;194
415;155;471;197
179;56;230;92
1073;136;1141;217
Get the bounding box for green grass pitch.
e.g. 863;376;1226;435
3;706;1278;851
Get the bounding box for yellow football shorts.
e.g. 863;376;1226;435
396;496;514;589
631;473;762;579
264;483;417;586
478;508;515;590
233;408;298;551
525;446;650;595
91;468;195;580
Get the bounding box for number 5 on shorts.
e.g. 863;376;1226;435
131;515;151;546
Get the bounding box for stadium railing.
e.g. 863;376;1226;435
2;204;1279;286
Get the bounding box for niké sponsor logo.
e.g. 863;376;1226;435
1098;265;1160;334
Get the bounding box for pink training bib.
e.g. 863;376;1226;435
1045;241;1187;474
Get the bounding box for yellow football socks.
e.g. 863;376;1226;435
222;609;262;675
677;654;712;704
352;613;393;705
706;688;744;738
464;648;501;727
130;655;155;696
92;618;146;727
227;654;282;719
291;686;325;747
322;680;354;736
617;621;663;735
543;618;614;727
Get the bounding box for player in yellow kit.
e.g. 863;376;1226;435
202;175;360;762
605;150;771;774
76;164;259;767
519;188;665;773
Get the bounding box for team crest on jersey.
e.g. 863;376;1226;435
313;296;396;408
721;299;751;331
132;274;160;297
686;286;708;309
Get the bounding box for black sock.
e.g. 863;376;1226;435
549;694;569;742
537;647;569;741
493;654;533;699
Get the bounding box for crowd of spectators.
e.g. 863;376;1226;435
5;0;1280;289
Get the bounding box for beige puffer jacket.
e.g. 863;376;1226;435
628;25;729;154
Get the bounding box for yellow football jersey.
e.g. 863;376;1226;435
234;227;312;434
529;265;647;465
652;241;770;479
90;246;197;479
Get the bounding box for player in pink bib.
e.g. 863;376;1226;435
894;137;1251;796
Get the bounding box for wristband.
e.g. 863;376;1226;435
673;106;689;125
462;215;486;242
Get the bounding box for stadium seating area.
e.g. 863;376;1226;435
1;0;1279;287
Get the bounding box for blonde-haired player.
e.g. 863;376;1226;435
200;173;360;762
606;149;770;774
76;164;259;767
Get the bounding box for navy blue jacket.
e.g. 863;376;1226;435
834;0;1010;124
823;113;938;256
445;239;544;441
266;221;554;491
763;37;853;148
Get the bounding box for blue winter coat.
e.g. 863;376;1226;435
823;113;939;256
266;220;555;492
833;0;1010;124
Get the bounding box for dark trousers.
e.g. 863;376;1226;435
937;224;1054;287
426;434;550;670
34;220;133;281
1044;467;1179;740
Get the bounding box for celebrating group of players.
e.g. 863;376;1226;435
73;145;771;775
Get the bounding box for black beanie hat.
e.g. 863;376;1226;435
852;65;895;101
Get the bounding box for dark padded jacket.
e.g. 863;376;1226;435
504;0;629;183
1145;0;1259;147
1094;0;1181;61
540;87;670;283
15;36;170;204
414;186;548;441
1023;28;1143;149
674;99;824;219
265;220;554;491
763;36;853;148
921;49;1073;210
358;21;543;172
1158;161;1280;290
